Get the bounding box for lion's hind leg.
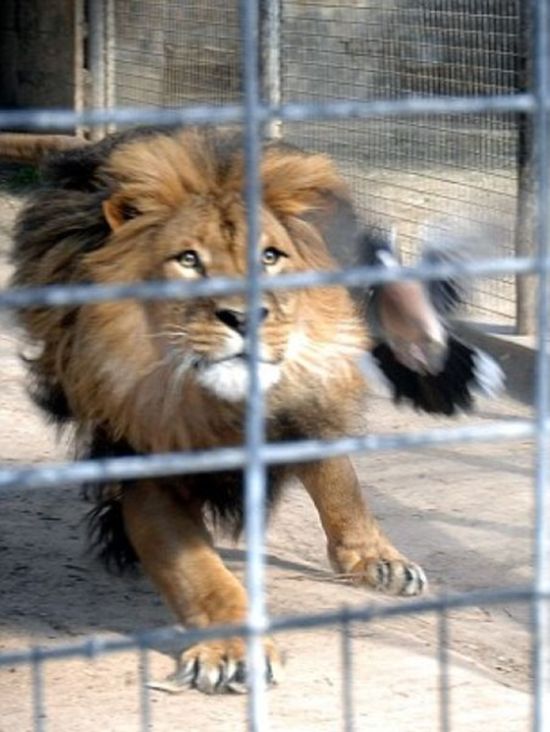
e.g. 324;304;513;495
299;457;427;596
121;481;283;694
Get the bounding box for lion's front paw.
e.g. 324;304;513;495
149;637;283;695
348;556;427;596
331;547;428;596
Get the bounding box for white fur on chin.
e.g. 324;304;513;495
196;359;281;402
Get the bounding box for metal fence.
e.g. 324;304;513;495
279;0;522;330
84;0;527;331
0;0;549;730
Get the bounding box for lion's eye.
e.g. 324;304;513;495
262;247;286;267
176;250;201;269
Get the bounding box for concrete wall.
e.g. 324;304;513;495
0;1;519;111
0;0;75;111
113;1;241;107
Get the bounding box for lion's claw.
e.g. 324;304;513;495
351;557;427;596
148;637;283;695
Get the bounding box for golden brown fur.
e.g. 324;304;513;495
12;128;426;693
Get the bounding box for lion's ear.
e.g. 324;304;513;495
261;148;350;218
261;147;359;264
299;188;359;267
102;196;141;231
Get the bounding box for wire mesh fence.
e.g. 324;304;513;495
76;0;528;329
113;2;242;108
0;0;549;730
280;1;521;327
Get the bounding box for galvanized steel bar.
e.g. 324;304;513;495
0;94;535;132
73;0;86;139
0;256;538;311
104;0;117;135
87;0;107;140
531;0;550;726
138;649;152;732
0;587;539;669
438;609;450;732
515;1;537;336
261;0;282;140
31;655;46;732
240;0;269;728
341;608;355;732
0;420;534;493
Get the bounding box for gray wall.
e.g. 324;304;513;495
0;0;75;111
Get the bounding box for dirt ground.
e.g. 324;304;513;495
0;183;536;731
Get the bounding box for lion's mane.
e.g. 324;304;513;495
11;127;368;571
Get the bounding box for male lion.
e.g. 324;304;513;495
11;127;500;694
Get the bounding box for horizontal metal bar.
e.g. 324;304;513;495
0;585;542;668
0;257;537;310
0;419;534;492
0;93;535;131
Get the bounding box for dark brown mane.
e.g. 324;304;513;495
11;127;360;429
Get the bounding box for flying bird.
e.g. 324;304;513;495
359;228;504;415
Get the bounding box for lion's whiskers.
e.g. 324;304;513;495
160;353;197;420
140;351;176;379
144;329;189;341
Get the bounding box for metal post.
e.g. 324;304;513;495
341;609;355;732
138;649;152;732
31;655;46;732
105;0;116;134
531;0;550;727
73;0;86;139
438;609;450;732
261;0;282;140
87;0;106;141
515;2;536;335
241;0;269;729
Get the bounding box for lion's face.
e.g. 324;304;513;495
138;197;333;403
15;130;368;448
156;209;298;403
86;189;360;408
70;133;364;411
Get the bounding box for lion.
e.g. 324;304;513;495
11;126;497;694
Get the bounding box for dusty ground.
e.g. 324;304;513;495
0;180;535;731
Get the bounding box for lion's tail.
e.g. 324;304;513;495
83;430;283;575
82;430;140;574
86;494;140;574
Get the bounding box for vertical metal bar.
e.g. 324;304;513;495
104;0;116;134
73;0;86;139
438;609;450;732
138;648;152;732
240;0;269;730
261;0;282;140
87;0;106;141
31;655;46;732
531;0;550;727
515;2;536;336
341;609;354;732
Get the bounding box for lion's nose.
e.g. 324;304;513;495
215;307;269;336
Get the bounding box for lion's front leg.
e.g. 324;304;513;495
121;482;282;694
298;457;427;596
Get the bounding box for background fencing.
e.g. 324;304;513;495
99;0;524;330
0;0;529;329
0;0;548;731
